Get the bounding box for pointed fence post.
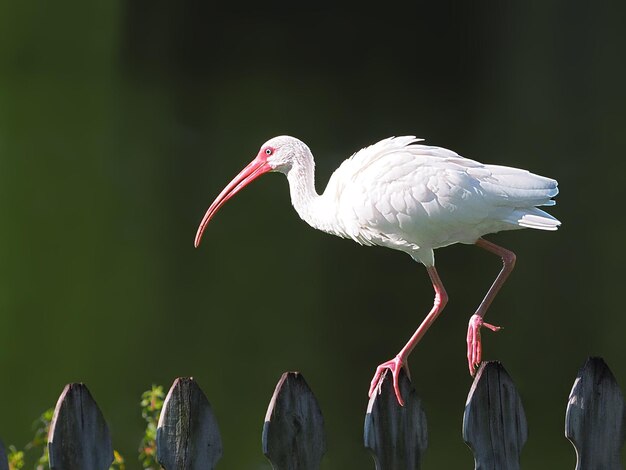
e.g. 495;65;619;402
364;368;428;470
262;372;326;470
463;361;527;470
48;383;113;470
0;439;8;470
156;377;223;470
565;357;626;470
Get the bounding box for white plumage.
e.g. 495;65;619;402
195;135;560;405
314;136;559;266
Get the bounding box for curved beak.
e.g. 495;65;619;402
194;156;272;247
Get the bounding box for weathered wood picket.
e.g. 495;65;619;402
0;357;624;469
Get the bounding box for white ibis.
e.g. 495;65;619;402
195;136;560;405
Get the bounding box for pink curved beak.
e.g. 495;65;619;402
194;156;272;248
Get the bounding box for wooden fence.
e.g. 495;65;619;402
1;357;624;469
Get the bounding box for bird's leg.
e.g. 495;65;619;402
467;238;516;375
369;266;448;406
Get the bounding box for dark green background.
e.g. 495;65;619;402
1;2;625;468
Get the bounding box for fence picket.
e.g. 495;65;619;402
463;361;527;470
48;383;113;470
0;439;8;470
262;372;326;470
156;377;223;470
4;356;626;468
565;357;626;470
364;368;427;470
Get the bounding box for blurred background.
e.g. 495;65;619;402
1;1;625;468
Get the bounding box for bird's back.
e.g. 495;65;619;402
321;136;559;262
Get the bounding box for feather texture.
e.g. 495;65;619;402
314;136;560;265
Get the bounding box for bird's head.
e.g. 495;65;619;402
194;135;308;247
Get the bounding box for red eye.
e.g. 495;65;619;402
265;148;273;155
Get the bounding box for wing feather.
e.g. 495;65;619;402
322;137;560;251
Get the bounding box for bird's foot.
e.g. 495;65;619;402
467;314;502;376
368;355;409;406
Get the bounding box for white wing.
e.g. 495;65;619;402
322;136;560;258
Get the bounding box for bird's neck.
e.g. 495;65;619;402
285;153;332;232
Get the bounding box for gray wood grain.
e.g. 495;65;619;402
565;356;626;470
262;372;326;470
364;368;428;470
156;377;223;470
48;383;113;470
0;439;8;470
463;361;527;470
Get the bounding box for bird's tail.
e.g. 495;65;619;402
507;207;561;231
480;164;561;230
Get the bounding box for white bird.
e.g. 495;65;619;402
195;135;560;405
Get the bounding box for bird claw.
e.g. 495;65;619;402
368;356;409;406
467;314;502;375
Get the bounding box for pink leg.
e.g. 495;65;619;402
369;266;448;406
467;238;516;375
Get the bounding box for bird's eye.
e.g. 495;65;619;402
265;148;273;156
